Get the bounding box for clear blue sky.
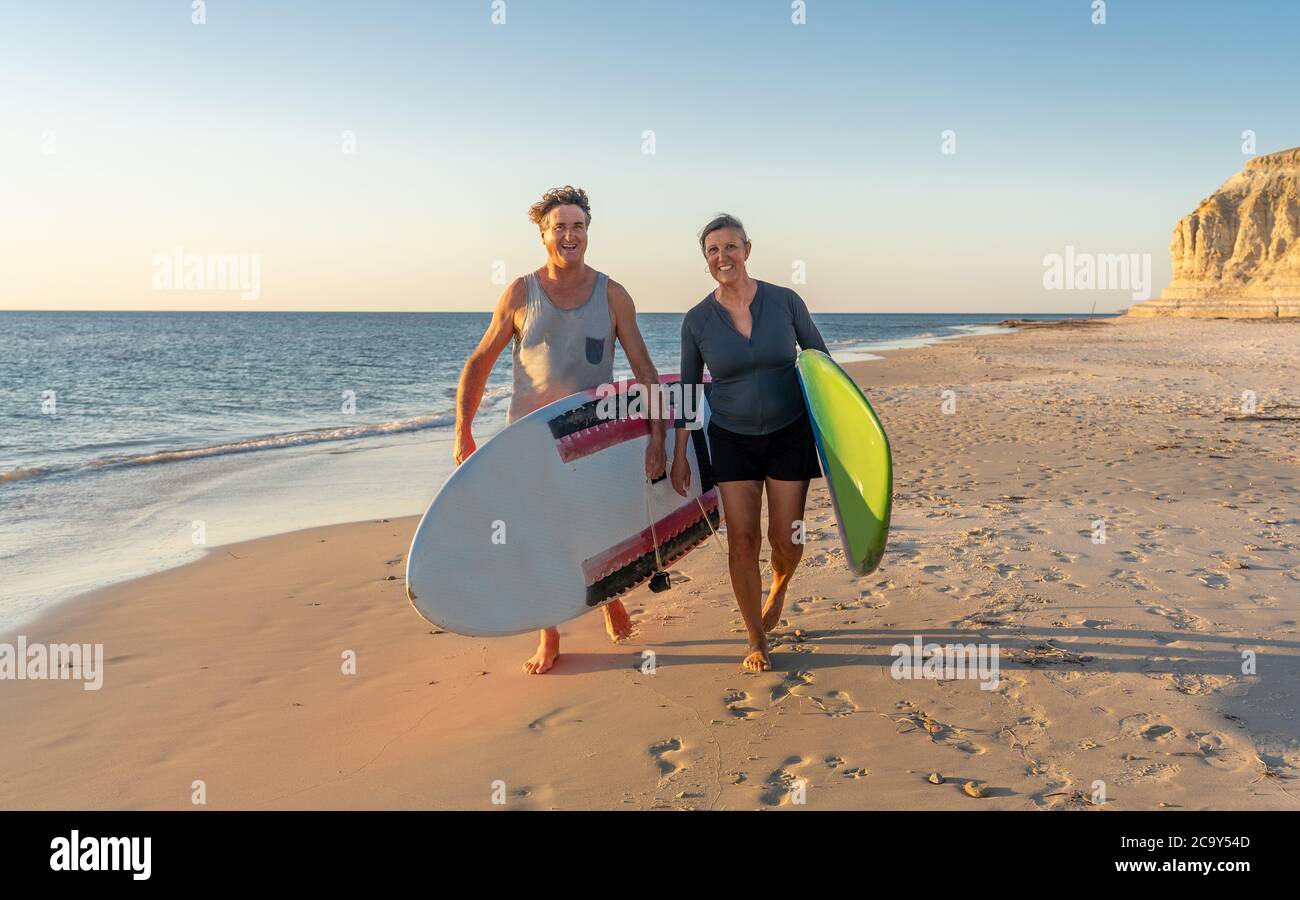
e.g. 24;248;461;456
2;0;1296;312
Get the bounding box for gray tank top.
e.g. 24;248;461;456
508;270;615;422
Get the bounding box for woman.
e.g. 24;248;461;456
670;214;828;672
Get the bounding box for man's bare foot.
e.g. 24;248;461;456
761;588;787;633
604;600;633;642
523;627;560;674
742;642;772;672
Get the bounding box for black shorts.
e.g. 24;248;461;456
707;414;823;483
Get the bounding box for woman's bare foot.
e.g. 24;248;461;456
742;642;772;672
523;627;560;674
603;600;633;642
761;589;786;633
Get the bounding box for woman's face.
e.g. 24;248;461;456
703;227;751;287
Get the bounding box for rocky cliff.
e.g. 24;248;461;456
1129;147;1300;317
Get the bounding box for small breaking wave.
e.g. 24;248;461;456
2;385;514;487
1;410;465;486
0;465;51;483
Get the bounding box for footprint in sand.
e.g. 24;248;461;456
857;590;890;609
1172;731;1241;770
770;627;818;647
1058;614;1112;630
649;738;687;778
1193;568;1231;590
989;562;1024;579
891;701;985;755
1140;600;1206;631
811;689;859;718
760;756;813;806
1146;671;1240;697
1119;713;1178;743
781;641;820;654
1250;733;1300;777
1108;568;1154;591
771;670;815;703
723;689;760;719
1117;761;1182;785
788;596;818;615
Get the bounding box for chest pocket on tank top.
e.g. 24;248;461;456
585;336;606;365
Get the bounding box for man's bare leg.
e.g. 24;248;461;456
603;599;633;642
718;480;770;671
523;627;560;674
522;600;630;675
761;478;811;632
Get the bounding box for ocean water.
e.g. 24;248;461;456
0;310;1071;632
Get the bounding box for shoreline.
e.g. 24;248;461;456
6;313;1298;810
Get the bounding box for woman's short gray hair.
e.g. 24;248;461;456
698;213;749;254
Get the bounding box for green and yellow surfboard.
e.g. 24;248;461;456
795;350;893;575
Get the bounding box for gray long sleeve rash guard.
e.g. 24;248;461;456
679;280;828;435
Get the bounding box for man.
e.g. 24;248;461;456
454;185;667;674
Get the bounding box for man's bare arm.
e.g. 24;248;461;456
609;281;664;429
609;280;667;478
454;279;523;464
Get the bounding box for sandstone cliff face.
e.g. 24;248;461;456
1130;147;1300;317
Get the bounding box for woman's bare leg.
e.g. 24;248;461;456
761;478;811;631
717;480;769;671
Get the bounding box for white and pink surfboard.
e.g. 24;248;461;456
406;376;719;636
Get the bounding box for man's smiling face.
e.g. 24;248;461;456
543;204;588;267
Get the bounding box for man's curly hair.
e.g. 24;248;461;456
528;185;591;231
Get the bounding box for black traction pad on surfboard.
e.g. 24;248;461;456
585;504;722;607
584;429;718;606
546;393;633;440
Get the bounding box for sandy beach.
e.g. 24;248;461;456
4;315;1299;811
